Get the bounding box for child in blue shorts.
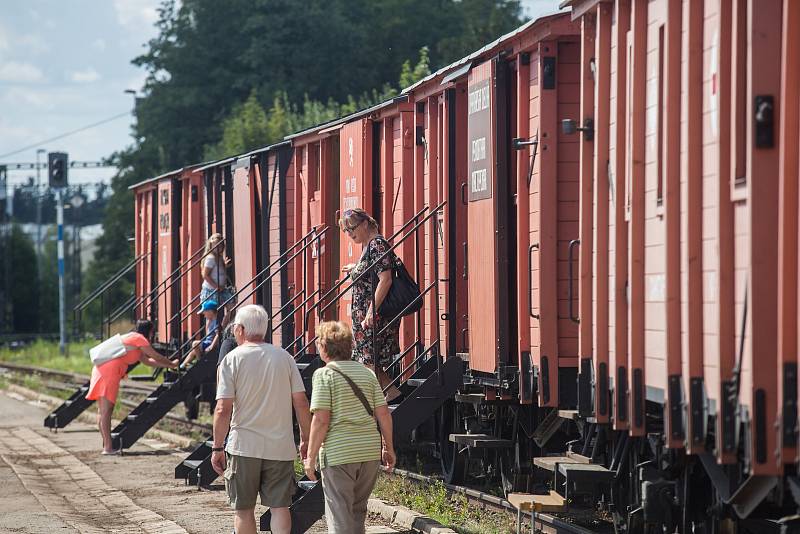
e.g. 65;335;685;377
181;299;220;368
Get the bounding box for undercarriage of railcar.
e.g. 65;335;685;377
421;365;800;534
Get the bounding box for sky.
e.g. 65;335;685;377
0;0;563;189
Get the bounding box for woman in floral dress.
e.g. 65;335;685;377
339;208;401;397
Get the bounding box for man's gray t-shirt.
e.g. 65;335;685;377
216;342;305;461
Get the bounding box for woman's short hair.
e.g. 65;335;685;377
234;304;269;340
339;208;378;233
133;319;153;338
205;233;224;256
315;321;353;361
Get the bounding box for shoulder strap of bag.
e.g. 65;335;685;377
327;365;374;418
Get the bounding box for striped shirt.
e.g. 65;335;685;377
310;361;386;469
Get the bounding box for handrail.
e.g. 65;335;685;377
291;201;446;358
106;293;137;324
376;279;437;338
384;342;420;372
223;228;328;317
128;240;217;322
73;253;147;312
167;227;321;326
322;201;443;315
148;241;210;310
167;227;327;361
287;204;431;348
383;340;440;393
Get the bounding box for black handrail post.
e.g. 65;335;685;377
414;213;422;358
432;210;443;385
99;292;105;340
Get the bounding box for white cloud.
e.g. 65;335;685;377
93;38;107;51
0;86;52;110
70;67;101;83
113;0;159;30
0;61;44;83
18;33;50;55
520;0;563;18
0;22;10;52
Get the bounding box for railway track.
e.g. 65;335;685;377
1;360;599;533
386;467;608;534
0;361;212;432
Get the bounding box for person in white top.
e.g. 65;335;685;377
212;304;311;534
200;233;233;318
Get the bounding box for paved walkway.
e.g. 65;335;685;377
0;391;406;533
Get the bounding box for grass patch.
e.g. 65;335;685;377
0;339;153;377
373;473;516;534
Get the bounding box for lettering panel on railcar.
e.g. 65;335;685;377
338;120;373;324
466;59;507;374
156;181;173;342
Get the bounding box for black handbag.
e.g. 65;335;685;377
369;239;422;320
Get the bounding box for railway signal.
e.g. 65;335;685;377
48;152;68;355
47;152;69;188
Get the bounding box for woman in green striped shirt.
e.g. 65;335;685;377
304;321;396;534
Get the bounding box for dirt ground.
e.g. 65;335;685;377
0;391;407;534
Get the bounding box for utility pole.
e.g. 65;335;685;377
0;165;9;335
48;152;68;354
35;148;45;258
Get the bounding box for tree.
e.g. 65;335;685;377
399;47;432;89
8;225;39;333
86;0;524;318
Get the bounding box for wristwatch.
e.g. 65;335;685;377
211;447;224;452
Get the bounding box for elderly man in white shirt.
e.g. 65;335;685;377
211;304;311;534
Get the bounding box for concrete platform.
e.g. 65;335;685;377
0;390;409;533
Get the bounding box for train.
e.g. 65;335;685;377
122;2;800;532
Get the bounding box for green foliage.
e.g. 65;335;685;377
132;0;522;169
373;474;515;533
7;225;39;333
0;339;153;377
85;0;523;319
205;90;273;160
0;339;98;375
399;47;432;89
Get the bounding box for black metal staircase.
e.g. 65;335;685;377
111;352;218;450
173;228;328;485
43;364;140;429
174;355;324;486
260;352;464;532
44;243;206;432
260;204;466;533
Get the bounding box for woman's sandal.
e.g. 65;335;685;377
101;449;121;456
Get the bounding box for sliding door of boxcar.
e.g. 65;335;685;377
338;119;374;323
466;58;511;374
232;158;257;307
156;180;176;343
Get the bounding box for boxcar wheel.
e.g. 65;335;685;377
438;400;466;485
498;409;531;497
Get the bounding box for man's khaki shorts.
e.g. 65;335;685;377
224;454;295;510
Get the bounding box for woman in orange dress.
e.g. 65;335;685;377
86;320;177;454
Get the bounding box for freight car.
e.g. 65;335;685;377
59;4;800;532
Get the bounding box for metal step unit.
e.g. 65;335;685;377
43;363;140;430
110;353;217;451
260;479;323;534
260;355;466;532
174;354;324;487
174;438;218;487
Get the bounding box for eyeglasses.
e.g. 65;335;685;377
343;220;363;235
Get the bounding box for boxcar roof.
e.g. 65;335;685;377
284;95;408;142
129;164;208;190
401;12;565;94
